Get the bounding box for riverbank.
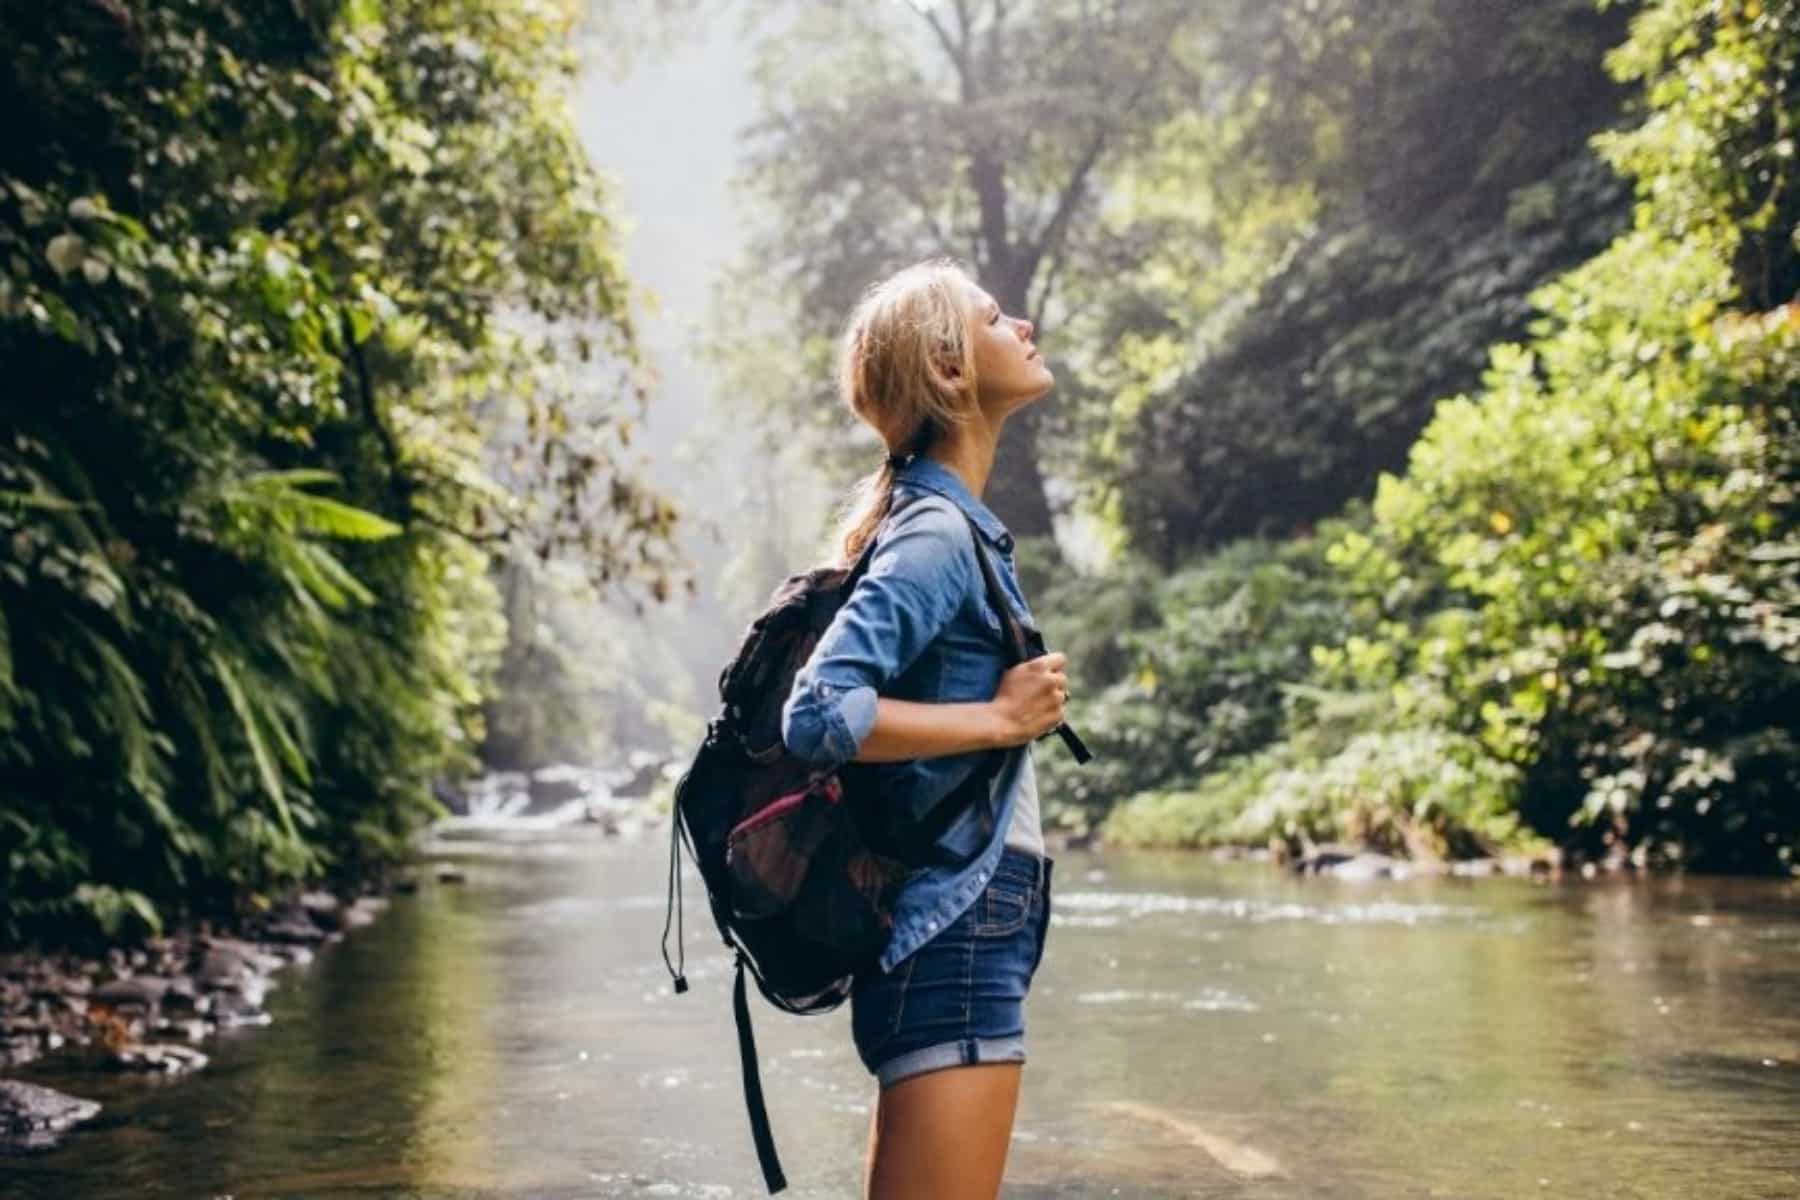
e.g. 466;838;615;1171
0;885;394;1151
0;759;674;1157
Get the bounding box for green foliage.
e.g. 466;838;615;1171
1061;0;1799;873
0;0;669;940
1315;0;1800;871
1107;731;1530;861
1034;521;1365;834
1082;0;1634;563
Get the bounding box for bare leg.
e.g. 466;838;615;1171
865;1062;1023;1200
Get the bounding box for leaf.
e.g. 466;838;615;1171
0;603;13;703
45;233;86;277
209;649;297;841
289;493;402;541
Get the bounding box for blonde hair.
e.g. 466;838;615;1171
829;258;981;567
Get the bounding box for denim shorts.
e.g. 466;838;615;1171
851;848;1053;1088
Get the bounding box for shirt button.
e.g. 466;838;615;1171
998;534;1014;553
927;921;939;933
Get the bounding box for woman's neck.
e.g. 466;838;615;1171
926;419;1001;499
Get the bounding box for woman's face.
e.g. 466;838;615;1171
961;279;1053;412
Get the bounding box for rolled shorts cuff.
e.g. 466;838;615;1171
873;1034;1027;1089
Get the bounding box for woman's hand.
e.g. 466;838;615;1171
988;652;1068;747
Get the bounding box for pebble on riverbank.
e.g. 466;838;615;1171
0;889;392;1152
0;1079;101;1150
1284;844;1560;881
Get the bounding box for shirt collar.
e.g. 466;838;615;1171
895;455;1015;552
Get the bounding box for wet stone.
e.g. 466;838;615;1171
194;946;268;991
340;899;384;930
208;981;268;1021
1329;853;1404;881
93;976;173;1008
151;1017;212;1043
53;973;93;998
259;916;326;945
271;944;314;967
1;1037;42;1069
0;1079;101;1148
109;1042;208;1075
299;890;341;920
212;1006;273;1030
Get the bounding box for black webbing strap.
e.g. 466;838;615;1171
733;955;787;1194
960;514;1093;765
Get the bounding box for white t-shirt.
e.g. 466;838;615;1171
1001;743;1044;856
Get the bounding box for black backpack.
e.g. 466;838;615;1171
660;497;1090;1193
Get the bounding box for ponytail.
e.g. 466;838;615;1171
832;424;938;568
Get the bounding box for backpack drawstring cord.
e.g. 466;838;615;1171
661;805;688;994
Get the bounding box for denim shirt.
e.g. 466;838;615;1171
780;456;1036;974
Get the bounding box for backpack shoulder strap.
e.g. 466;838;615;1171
961;515;1094;766
960;513;1030;665
903;515;1029;856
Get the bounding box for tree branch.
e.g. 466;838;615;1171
1018;129;1107;287
1018;20;1182;309
918;7;969;94
337;305;412;515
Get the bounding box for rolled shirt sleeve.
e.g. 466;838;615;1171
780;500;977;767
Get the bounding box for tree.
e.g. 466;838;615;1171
1205;0;1800;871
0;0;675;937
728;0;1205;541
1085;0;1635;564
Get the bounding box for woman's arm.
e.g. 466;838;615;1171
851;698;1008;762
781;499;1068;768
781;502;975;766
852;652;1069;763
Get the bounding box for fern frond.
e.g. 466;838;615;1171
207;648;297;840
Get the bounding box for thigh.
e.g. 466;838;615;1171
865;1061;1023;1200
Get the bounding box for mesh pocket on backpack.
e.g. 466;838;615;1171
724;775;907;980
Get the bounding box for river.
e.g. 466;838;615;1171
5;824;1797;1198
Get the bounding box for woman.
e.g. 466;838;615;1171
780;259;1070;1199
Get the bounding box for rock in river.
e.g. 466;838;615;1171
298;889;342;928
258;913;327;945
109;1042;209;1075
92;975;173;1009
0;1079;101;1148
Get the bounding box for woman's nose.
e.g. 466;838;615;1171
1016;317;1034;341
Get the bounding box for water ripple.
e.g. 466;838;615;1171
1054;890;1480;925
1073;987;1260;1012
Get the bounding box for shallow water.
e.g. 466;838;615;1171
5;828;1798;1198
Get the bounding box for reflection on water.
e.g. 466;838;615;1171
4;832;1798;1198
